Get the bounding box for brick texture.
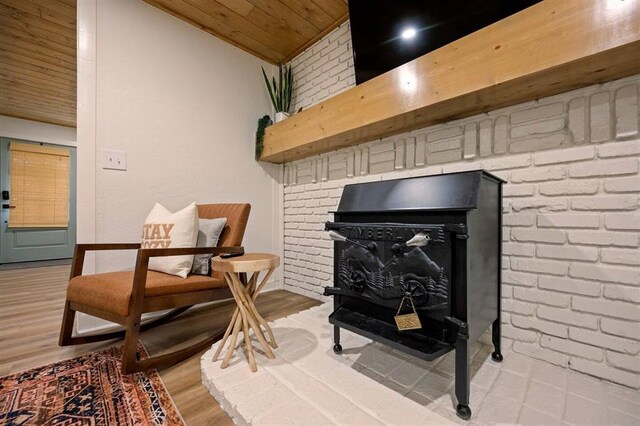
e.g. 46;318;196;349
283;25;640;390
289;21;355;112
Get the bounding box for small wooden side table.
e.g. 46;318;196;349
211;253;280;372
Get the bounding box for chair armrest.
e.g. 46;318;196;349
76;243;142;251
139;246;243;259
126;246;244;313
70;243;143;279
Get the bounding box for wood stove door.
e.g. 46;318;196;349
328;222;459;320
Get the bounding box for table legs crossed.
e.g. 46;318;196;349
212;268;278;372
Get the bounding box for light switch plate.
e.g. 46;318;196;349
101;149;127;170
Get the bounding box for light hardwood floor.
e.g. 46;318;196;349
0;265;320;425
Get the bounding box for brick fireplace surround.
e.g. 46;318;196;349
281;22;640;389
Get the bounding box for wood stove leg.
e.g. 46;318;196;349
333;326;342;354
455;336;471;420
491;318;503;362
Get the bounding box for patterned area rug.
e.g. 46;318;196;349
0;343;184;425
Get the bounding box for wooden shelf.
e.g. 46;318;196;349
260;0;640;163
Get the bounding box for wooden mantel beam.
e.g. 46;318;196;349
261;0;640;163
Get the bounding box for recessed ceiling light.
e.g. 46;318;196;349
401;28;417;40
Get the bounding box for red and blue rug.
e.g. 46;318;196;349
0;343;184;425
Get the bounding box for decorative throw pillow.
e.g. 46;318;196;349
191;217;227;275
141;202;199;278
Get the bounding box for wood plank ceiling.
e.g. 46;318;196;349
0;0;77;128
0;0;346;128
144;0;349;64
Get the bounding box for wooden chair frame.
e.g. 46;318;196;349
59;243;244;374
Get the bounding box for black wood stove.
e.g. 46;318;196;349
323;170;504;420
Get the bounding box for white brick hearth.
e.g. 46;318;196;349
201;304;640;425
282;23;640;388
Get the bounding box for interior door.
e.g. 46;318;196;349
0;138;77;263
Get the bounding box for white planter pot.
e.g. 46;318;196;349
275;111;290;123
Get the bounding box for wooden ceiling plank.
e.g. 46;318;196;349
182;0;294;57
0;110;73;126
0;91;75;111
2;25;77;58
0;107;75;127
0;77;72;96
144;0;285;63
279;0;336;30
0;4;75;39
0;70;76;95
0;0;76;128
153;0;281;54
311;0;348;21
0;38;76;70
214;0;254;17
0;81;75;103
0;48;76;77
2;94;76;115
4;93;74;112
284;11;348;62
0;76;75;105
0;109;74;128
0;99;75;122
184;0;304;55
0;50;77;82
38;7;75;30
0;67;76;93
0;0;40;17
28;0;77;20
143;0;259;62
53;0;77;7
0;0;75;30
0;73;77;99
0;14;75;49
144;0;350;64
2;92;75;112
0;62;76;89
247;0;321;38
244;6;309;51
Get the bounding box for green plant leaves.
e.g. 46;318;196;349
255;114;272;160
261;67;278;112
261;64;293;114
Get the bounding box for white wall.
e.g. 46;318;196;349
0;115;76;146
77;0;282;332
284;24;640;389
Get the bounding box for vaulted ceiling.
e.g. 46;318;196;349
0;0;77;128
0;0;349;129
144;0;349;64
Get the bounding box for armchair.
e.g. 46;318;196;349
59;204;251;374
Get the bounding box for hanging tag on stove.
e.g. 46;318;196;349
394;296;422;331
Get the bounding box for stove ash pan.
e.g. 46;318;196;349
322;170;505;421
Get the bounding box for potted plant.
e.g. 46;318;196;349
262;63;293;123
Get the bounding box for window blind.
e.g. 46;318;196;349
8;142;70;228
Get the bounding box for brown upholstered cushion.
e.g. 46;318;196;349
67;271;225;316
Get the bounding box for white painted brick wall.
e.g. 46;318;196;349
283;24;640;390
289;21;355;112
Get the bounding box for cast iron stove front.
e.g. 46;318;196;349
322;171;504;420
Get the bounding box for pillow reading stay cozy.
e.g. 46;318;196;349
141;202;199;278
